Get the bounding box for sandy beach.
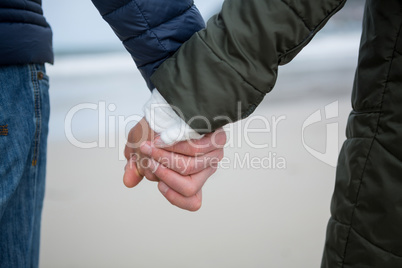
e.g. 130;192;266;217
39;31;358;266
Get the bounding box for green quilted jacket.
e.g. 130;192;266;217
151;0;402;267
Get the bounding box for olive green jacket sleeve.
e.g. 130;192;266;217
150;0;347;134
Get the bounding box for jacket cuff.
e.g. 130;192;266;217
143;89;203;145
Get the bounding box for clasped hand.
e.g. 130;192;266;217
123;118;226;211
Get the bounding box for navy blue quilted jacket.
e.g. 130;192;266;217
91;0;205;89
0;0;53;65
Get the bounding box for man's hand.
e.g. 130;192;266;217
123;117;226;211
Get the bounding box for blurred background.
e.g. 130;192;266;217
41;1;365;267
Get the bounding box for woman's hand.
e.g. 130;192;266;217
123;117;226;211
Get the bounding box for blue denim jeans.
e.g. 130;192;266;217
0;64;50;267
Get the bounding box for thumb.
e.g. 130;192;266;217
123;157;143;188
